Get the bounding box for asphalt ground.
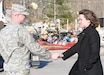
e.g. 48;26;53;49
0;47;104;75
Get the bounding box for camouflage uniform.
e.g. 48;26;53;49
0;22;51;75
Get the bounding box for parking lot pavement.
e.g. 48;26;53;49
0;49;104;75
100;47;104;55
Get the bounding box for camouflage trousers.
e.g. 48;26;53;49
5;69;31;75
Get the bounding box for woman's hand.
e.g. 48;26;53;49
51;53;64;60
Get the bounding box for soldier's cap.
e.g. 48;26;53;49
11;4;29;15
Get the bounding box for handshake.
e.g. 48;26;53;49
51;53;64;60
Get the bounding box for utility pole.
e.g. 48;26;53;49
21;0;25;6
54;0;56;23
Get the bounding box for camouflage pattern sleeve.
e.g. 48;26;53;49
18;28;51;60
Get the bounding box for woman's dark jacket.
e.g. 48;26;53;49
62;25;103;75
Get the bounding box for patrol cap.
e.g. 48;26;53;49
11;4;29;15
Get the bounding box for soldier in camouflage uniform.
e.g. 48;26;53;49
0;4;51;75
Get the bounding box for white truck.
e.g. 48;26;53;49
0;0;5;23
